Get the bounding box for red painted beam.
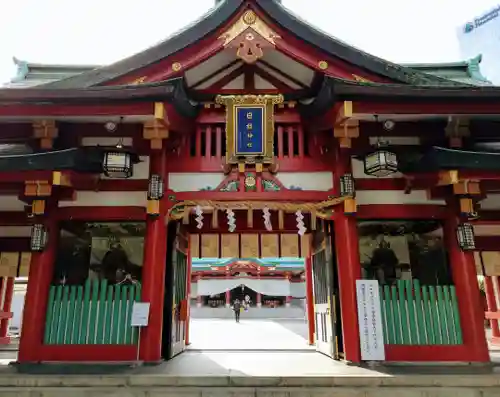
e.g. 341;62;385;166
55;206;146;220
38;345;136;362
357;204;447;219
385;344;480;362
352;101;500;115
171;190;334;202
197;89;282;95
0;103;156;118
0;212;29;226
196;109;301;124
0;237;30;251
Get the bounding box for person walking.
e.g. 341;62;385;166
233;299;241;323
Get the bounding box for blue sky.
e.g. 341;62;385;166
0;0;498;84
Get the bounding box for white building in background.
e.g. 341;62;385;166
457;5;500;84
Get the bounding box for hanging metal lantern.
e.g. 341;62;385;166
456;223;475;251
148;174;164;200
340;173;355;197
103;150;133;179
30;224;48;252
364;149;398;177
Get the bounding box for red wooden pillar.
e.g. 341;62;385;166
332;145;362;362
140;148;168;363
484;276;500;338
334;213;362;363
305;255;315;345
256;292;262;307
0;277;14;339
185;235;192;346
18;212;58;362
225;290;231;307
444;203;489;362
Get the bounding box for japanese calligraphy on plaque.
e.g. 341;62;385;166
215;94;284;164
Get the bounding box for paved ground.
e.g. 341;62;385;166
188;318;312;351
0;322;499;377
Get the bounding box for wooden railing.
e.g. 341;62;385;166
380;280;463;345
44;279;140;345
167;121;330;172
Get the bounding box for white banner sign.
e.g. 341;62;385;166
356;280;385;361
131;302;150;327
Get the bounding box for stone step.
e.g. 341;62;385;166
0;374;500;397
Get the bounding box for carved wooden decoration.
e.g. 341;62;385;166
281;234;300;257
241;234;259;257
19;252;32;277
221;234;239;258
261;234;279;257
0;252;19;277
190;234;200;258
201;234;219;258
219;10;280;64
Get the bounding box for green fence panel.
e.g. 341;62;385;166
43;286;56;344
379;280;463;346
404;280;418;344
421;286;434;344
443;286;456;345
64;286;77;344
131;284;142;344
96;280;108;344
450;286;463;344
73;286;84;344
390;286;402;344
103;286;114;344
44;279;141;345
382;286;393;344
397;280;410;344
428;287;442;344
436;286;449;344
413;280;425;344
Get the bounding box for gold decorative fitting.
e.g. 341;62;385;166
242;10;257;25
318;61;328;70
352;74;371;83
130;76;147;85
219;9;280;64
172;62;182;72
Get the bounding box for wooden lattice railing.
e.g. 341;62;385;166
380;280;463;345
44;279;140;345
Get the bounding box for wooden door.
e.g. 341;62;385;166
164;222;189;359
311;222;339;359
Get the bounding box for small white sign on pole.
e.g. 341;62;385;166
131;302;150;327
356;280;385;361
131;302;150;364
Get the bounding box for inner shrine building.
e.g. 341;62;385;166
0;0;499;364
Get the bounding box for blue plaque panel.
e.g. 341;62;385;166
234;106;264;155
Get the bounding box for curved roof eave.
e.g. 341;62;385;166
40;0;244;89
256;0;465;86
37;0;465;90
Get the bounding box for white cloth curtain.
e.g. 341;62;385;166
289;282;306;298
196;278;291;297
197;279;246;296
190;282;198;298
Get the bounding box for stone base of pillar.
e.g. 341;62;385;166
226;303;230;308
257;302;262;308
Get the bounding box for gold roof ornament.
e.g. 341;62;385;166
219;9;281;64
